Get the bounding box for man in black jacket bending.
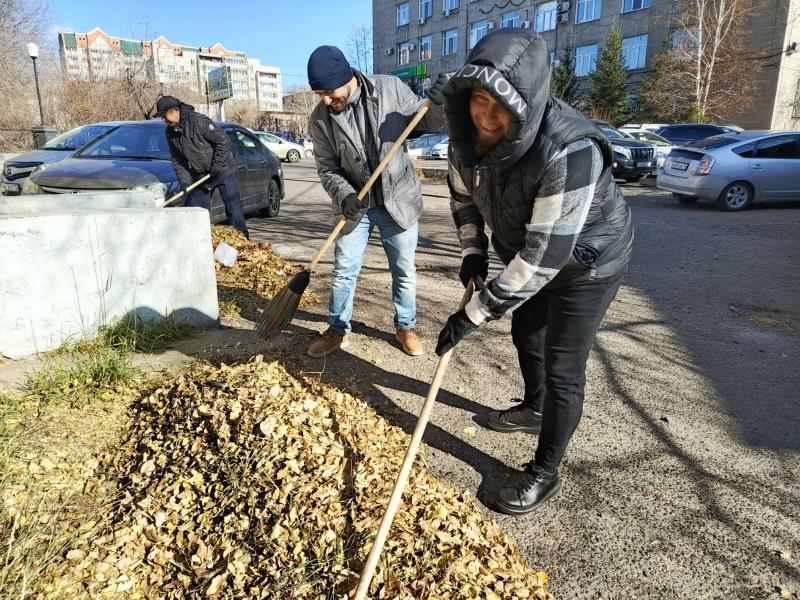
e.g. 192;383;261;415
156;95;249;238
435;29;633;514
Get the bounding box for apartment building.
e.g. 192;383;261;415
58;28;283;112
372;0;800;129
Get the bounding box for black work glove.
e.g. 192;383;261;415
459;254;488;288
201;171;223;193
178;182;192;199
340;193;367;221
426;73;450;106
435;308;478;356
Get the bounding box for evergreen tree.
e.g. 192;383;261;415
587;22;631;125
551;47;577;106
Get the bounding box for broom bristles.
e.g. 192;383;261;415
255;270;310;339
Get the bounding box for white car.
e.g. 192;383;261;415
624;129;676;174
253;131;305;162
424;137;449;160
407;133;447;158
621;123;668;133
296;137;314;158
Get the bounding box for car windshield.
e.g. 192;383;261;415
689;135;740;149
75;125;170;160
43;124;116;151
600;127;626;139
631;131;671;144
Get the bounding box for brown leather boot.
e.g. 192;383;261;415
395;328;423;356
307;328;349;358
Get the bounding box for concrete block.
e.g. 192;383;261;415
0;207;218;359
0;189;162;215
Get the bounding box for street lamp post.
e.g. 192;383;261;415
158;73;165;96
26;42;44;125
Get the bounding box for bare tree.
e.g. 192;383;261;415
639;0;755;122
344;25;373;75
0;0;52;150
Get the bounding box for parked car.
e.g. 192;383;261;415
656;130;800;211
408;132;447;158
296;137;314;158
26;120;285;220
591;120;657;182
624;129;676;173
253;131;305;162
0;122;119;195
655;123;741;146
424;137;449;160
620;123;667;133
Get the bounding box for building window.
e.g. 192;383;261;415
419;0;432;19
443;0;459;12
419;35;432;60
622;0;651;11
470;20;489;48
398;41;413;65
443;28;458;55
627;93;640;112
575;44;598;75
501;10;520;27
397;2;410;26
622;34;648;69
576;0;602;23
535;2;557;32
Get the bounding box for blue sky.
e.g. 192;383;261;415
47;0;372;91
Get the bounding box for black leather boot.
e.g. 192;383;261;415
485;400;543;434
495;462;561;515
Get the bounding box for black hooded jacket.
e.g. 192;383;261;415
444;29;633;302
165;101;235;187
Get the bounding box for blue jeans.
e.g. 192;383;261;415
185;173;249;239
329;206;418;335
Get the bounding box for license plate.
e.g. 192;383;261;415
637;161;650;168
0;182;20;194
671;160;689;171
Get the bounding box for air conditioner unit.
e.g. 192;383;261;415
418;17;426;24
443;8;451;16
551;59;561;67
408;43;416;50
557;1;571;12
487;21;495;29
385;48;394;55
521;20;531;28
556;13;570;23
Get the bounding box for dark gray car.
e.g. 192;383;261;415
1;123;119;195
28;120;285;220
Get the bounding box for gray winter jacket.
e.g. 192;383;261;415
308;71;444;233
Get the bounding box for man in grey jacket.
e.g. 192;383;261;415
305;45;446;358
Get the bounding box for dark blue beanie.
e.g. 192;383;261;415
307;45;353;91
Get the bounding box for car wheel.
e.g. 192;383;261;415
304;149;313;158
673;193;698;204
287;149;301;162
625;175;643;183
716;181;753;211
261;178;280;217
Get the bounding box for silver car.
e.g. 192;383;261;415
656;131;800;211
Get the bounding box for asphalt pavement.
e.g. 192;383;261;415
247;159;800;599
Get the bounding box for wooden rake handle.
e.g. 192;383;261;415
353;280;475;600
159;174;211;208
306;99;433;272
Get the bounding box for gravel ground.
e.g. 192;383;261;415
3;158;796;599
244;159;800;599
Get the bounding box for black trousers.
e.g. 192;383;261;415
511;271;624;473
185;173;250;239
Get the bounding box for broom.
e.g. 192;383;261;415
353;280;475;600
256;99;434;339
159;174;211;208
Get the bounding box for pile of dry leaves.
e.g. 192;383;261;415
40;358;552;599
211;226;317;320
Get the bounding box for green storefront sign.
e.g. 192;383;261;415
390;63;429;80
